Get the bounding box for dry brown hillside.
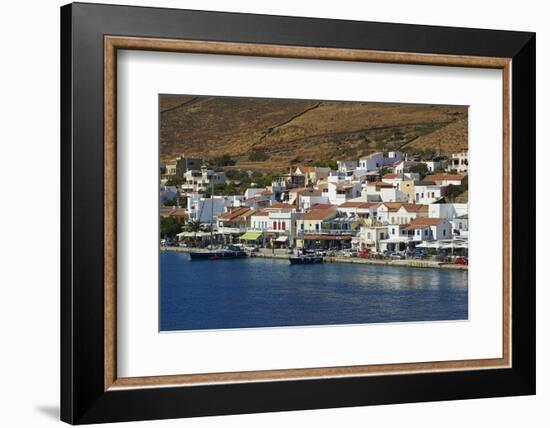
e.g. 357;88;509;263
160;95;468;168
401;115;468;153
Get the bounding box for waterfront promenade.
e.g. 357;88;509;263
161;246;467;270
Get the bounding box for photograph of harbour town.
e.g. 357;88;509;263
159;95;469;331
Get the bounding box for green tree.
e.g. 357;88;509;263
160;217;182;238
162;198;178;207
165;177;186;186
445;184;463;202
409;162;429;179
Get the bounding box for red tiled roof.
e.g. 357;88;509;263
425;174;465;181
382;173;400;179
380;202;404;212
309;204;335;210
218;207;255;221
302;208;337;220
268;202;295;209
338;201;380;209
400;203;429;213
252;210;270;217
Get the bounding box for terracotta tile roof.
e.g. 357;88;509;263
410;217;446;227
334;183;355;190
380;202;404;212
160;208;187;218
425;174;466;181
338;201;381;209
252;210;270;217
382;173;400;179
269;202;295;208
400;203;429;213
301;208;337;220
218;207;255;221
309;204;335;210
368;181;394;188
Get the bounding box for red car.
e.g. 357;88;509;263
454;257;468;265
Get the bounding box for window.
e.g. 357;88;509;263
282;221;286;230
301;223;304;230
315;223;319;231
273;221;277;230
443;229;446;236
392;228;396;235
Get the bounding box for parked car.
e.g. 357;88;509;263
388;252;406;260
454;257;468;265
342;249;358;258
408;249;427;259
178;242;188;248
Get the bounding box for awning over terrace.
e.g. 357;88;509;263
240;231;263;241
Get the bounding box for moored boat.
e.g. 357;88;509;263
289;254;323;264
189;245;247;261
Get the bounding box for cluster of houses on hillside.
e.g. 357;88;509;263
160;150;469;254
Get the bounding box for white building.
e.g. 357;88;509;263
380;187;408;203
393;160;418;174
355;225;389;251
414;182;445;204
181;165;226;192
425;158;448;173
428;203;468;220
299;194;331;210
425;174;466;186
244;188;266;199
408;217;452;241
376;202;428;225
358;152;384;171
186;193;233;223
336;160;358;173
327;181;362;205
337;201;381;219
447;152;468;173
250;210;270;231
384;151;404;165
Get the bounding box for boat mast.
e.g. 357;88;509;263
210;178;214;249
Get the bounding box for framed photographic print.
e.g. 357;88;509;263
61;2;536;424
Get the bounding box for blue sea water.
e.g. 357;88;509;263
159;252;468;331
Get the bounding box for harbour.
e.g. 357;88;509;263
161;245;468;270
160;251;468;331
